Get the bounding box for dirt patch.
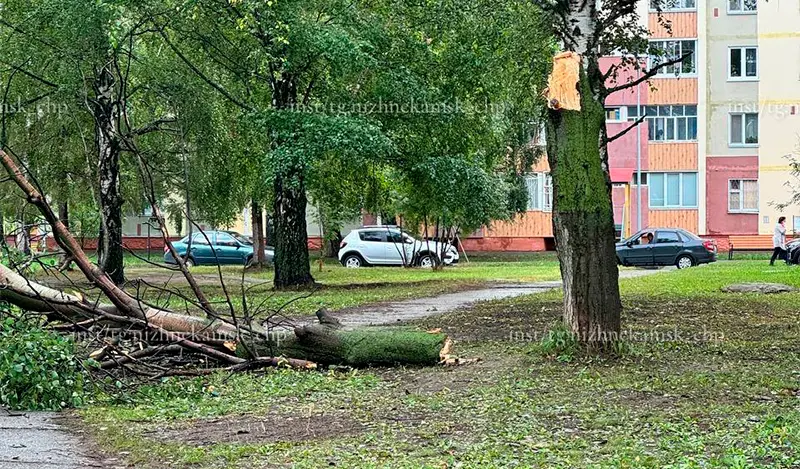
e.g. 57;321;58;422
156;413;364;446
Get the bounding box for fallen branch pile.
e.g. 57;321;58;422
0;149;452;378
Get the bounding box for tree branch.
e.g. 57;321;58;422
605;114;646;144
154;25;254;112
604;53;692;96
131;117;178;136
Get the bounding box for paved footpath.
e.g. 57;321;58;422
327;267;671;329
0;411;123;469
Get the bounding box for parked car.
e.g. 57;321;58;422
338;226;459;268
788;238;800;264
164;230;274;268
616;228;716;269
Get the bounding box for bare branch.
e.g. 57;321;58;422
605;113;646;144
605;53;692;96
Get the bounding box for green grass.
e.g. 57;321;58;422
80;260;800;468
115;256;563;318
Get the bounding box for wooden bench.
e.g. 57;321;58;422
728;235;792;260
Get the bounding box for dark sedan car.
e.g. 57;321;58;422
617;228;717;269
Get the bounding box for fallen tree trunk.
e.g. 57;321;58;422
249;311;448;367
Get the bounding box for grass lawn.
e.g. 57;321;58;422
110;254;562;318
81;259;800;468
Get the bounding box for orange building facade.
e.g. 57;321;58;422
465;1;799;252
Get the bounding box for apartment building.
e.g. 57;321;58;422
463;0;800;252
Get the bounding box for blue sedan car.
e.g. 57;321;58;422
164;230;274;268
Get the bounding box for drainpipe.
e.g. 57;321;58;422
636;64;643;232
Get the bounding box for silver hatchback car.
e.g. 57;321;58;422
338;226;459;268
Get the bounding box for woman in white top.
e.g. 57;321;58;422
770;216;788;266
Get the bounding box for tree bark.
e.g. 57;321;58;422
273;168;314;289
248;310;448;367
57;202;74;271
270;76;314;289
92;64;125;285
546;18;622;347
250;200;267;267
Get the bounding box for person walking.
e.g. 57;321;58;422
770;216;789;266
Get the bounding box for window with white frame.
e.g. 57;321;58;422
650;0;696;11
649;173;698;208
605;107;624;122
728;0;756;13
729;113;759;146
649;40;697;76
543;175;553;212
729;47;758;80
525;173;553;212
728;179;758;212
628;105;698;142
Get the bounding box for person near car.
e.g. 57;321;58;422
770;216;789;266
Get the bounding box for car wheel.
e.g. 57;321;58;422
676;255;694;270
245;255;254;268
417;254;437;268
793;250;800;265
184;257;195;268
342;254;364;268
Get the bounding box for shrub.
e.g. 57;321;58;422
0;314;86;410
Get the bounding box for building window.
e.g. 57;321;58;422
649;173;698;208
729;113;759;146
649;40;697;76
628;105;698;142
632;173;648;186
525;173;553;212
605;107;624;122
729;47;758;80
650;0;696;11
728;179;758;212
728;0;756;14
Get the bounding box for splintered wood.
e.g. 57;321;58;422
546;52;582;111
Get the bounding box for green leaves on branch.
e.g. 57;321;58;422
0;315;86;411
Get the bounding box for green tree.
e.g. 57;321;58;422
539;0;688;347
158;0;402;288
0;0;232;281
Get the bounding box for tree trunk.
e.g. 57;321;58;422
272;168;314;289
248;310;448;367
546;65;622;348
57;202;73;271
93;65;125;285
270;76;314;289
250;200;267;267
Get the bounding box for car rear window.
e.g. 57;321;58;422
679;229;700;241
359;231;385;242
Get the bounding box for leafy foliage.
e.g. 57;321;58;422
0;315;85;410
